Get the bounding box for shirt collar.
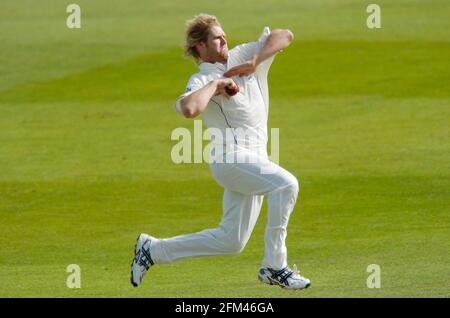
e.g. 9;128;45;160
198;61;227;72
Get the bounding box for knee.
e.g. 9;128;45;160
269;175;299;202
285;175;300;196
222;238;246;255
279;176;299;207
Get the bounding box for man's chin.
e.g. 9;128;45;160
219;52;229;63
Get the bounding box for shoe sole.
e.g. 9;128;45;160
258;275;311;290
130;234;142;287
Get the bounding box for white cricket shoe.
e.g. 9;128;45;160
130;233;156;287
258;265;311;290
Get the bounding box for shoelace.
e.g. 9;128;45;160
136;244;154;270
270;267;294;285
270;264;303;285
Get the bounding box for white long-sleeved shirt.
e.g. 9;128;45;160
175;27;275;154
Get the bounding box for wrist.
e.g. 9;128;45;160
212;79;221;95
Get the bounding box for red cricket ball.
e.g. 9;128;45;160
225;84;240;96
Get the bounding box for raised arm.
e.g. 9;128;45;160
179;78;238;118
223;29;294;78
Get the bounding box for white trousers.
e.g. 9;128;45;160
151;150;299;270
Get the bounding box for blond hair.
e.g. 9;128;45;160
184;14;220;61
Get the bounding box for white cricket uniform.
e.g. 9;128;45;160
151;27;299;270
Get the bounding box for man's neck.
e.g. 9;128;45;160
201;58;228;65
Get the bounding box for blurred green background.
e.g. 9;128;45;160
0;0;449;297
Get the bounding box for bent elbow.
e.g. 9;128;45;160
182;108;197;118
180;100;198;118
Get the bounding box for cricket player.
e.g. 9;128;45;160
131;14;310;290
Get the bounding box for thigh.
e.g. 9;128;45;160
220;190;264;227
219;189;264;244
210;151;297;196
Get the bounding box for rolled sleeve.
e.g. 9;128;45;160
227;26;273;75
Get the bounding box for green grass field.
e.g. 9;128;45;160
0;0;449;297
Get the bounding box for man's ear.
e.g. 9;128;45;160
195;41;207;56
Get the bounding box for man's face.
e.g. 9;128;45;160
198;25;228;64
